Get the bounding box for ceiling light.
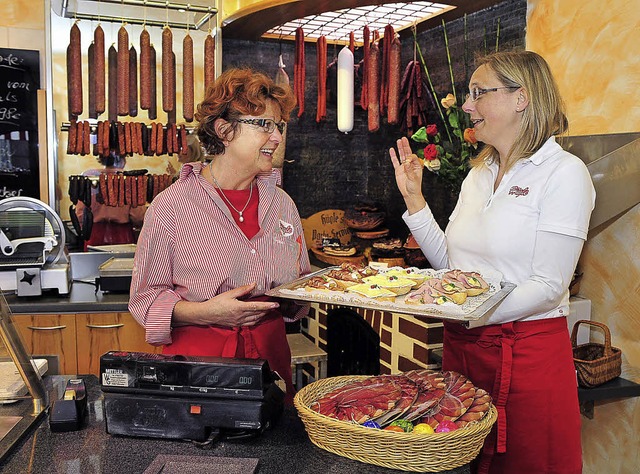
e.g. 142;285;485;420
263;1;455;43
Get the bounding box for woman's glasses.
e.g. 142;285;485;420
236;118;286;134
466;86;520;102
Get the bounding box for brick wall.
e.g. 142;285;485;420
222;0;526;235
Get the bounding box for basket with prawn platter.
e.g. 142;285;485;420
294;375;498;472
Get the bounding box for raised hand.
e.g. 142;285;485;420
389;137;427;214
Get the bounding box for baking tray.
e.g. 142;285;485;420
266;266;516;323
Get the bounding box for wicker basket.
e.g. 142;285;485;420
572;320;622;388
294;376;498;472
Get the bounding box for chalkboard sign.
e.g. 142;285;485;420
0;48;41;200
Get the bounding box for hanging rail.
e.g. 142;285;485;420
59;0;217;31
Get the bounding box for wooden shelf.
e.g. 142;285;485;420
578;375;640;419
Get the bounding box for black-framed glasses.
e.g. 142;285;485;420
236;118;286;134
465;86;520;102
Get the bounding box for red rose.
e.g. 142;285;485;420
424;144;438;161
426;124;438;137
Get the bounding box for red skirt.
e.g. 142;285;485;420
443;317;582;474
162;307;295;404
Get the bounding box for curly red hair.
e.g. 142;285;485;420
195;68;295;155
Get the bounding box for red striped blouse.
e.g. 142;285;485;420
128;162;311;345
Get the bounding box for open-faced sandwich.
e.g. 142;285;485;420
302;275;340;292
325;262;378;290
346;283;396;302
382;267;429;289
442;269;490;296
362;274;415;296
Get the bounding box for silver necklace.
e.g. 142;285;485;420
209;161;253;223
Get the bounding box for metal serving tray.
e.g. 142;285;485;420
266;266;516;324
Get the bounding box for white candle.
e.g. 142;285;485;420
337;46;354;133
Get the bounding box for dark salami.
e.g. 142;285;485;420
125;175;132;205
162;27;174;113
360;25;370;111
387;34;402;125
88;42;97;119
68;23;83;117
99;173;108;204
96;121;103;157
67;120;77;155
294;27;305;118
131;176;138;208
149;122;157;155
368;40;380;132
156;123;164;155
94;25;106;115
129;45;138;117
204;33;215;93
118;122;126;156
180;126;188;155
108;45;118;121
117;26;130;116
148;45;157;120
140;28;151;110
118;174;125;207
183;33;194;122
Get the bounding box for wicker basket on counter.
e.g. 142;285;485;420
572;320;622;388
294;375;498;472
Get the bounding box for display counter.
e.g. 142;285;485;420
3;282;129;315
0;376;470;474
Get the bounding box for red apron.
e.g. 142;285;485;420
443;317;582;474
163;299;295;405
84;221;134;251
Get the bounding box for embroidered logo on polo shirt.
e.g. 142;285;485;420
508;186;529;197
279;220;294;237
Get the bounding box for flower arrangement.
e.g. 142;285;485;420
409;20;481;191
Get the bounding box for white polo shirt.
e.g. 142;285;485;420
405;136;596;326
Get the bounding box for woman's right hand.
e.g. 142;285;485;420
173;283;279;328
389;137;426;214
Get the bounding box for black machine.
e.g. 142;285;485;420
100;351;285;442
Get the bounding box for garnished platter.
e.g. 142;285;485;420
266;265;516;324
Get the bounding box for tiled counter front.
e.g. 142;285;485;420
304;302;443;375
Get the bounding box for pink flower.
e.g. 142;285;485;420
463;128;477;144
426;124;438;137
424;144;438;161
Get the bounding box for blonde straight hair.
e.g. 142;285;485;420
470;51;568;172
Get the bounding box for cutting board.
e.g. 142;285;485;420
310;248;366;266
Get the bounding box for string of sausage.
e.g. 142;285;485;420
108;45;118;121
88;42;96;119
294;27;305;118
68;23;82;118
117;26;130;116
148;45;158;120
129;45;138;117
94;25;105;115
204;33;215;94
139;28;151;110
360;25;370;111
367;38;380;132
399;60;429;136
183;33;194;122
316;35;327;123
387;34;402;125
379;24;395;118
162;27;174;114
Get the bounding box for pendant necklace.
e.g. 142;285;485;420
208;161;253;223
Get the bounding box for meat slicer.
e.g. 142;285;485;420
0;197;71;296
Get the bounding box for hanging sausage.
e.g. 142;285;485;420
94;25;105;116
117;26;130;116
67;23;83;118
337;46;354;133
183;33;194;122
